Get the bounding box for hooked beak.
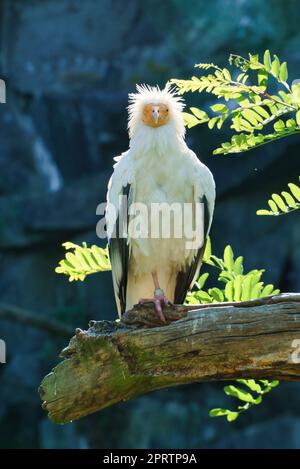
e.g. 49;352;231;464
152;107;160;123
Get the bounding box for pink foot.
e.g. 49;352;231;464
139;290;171;323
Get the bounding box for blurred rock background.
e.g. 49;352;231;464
0;0;299;449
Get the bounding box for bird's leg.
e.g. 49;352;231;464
138;271;171;322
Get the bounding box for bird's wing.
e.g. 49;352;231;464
106;151;134;317
174;152;215;304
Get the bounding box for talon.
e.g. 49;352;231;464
154;298;166;322
163;297;172;307
138;291;171;323
138;273;172;323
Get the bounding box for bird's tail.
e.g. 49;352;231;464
126;267;176;311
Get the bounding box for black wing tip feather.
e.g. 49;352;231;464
109;184;131;315
174;194;210;304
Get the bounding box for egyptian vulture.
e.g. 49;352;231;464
106;84;215;321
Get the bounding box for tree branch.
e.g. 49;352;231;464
39;293;300;424
0;303;73;337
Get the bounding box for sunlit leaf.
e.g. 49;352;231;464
279;62;288;82
224;385;256;403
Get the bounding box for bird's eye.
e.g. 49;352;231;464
166;108;169;112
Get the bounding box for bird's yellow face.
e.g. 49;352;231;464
142;103;170;128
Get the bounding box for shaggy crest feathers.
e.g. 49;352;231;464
127;83;185;139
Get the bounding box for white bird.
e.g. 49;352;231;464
106;84;215;321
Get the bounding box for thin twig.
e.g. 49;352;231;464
0;303;74;337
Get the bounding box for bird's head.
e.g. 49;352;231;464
127;83;185;139
142;102;170;128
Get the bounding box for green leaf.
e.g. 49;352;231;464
251;282;263;299
190;107;209;121
185;294;201;305
227;411;239;422
203;237;212;262
242;109;260;126
55;243;111;282
282;191;296;207
236;379;262;393
258;69;268;89
241;275;252;301
279;61;288;82
258;178;300;216
261;284;276;296
224;281;234;301
210;255;224;269
209;287;224;302
222;68;231;80
286;118;296;130
197;273;209;289
91;245;111;269
255;106;270;119
273;119;285;132
253;395;263;405
233;256;244;275
263;50;272;71
223;245;234;270
209;408;229;417
233;275;243;301
270;55;280;77
182;112;200;128
288;183;300;202
208;117;219;129
65;252;84;269
210;103;229;113
194;291;213;303
256;209;272;216
268;199;279;214
218;270;233;283
272;193;287;212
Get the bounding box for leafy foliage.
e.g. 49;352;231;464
55;242;111;281
257;177;300;216
171;50;300;216
210;380;280;422
171;51;300;154
188;239;280;421
56;239;280;305
187;238;279;305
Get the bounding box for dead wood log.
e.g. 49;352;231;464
39;293;300;424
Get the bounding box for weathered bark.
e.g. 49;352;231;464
39;293;300;424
